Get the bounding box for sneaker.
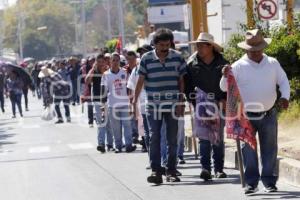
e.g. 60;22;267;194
115;148;122;153
25;108;29;111
20;113;23;117
55;119;64;124
244;185;258;195
175;169;182;176
215;171;227;178
166;172;181;182
89;124;93;128
264;185;278;193
200;169;212;181
66;118;71;123
147;172;163;184
126;145;137;153
107;145;115;151
132;137;139;144
178;156;185;164
96;145;106;153
141;147;148;152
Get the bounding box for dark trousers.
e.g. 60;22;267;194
22;88;28;109
199;118;225;173
142;114;150;150
0;91;4;112
10;93;22;116
71;79;79;104
54;98;70;120
147;111;178;174
87;101;94;124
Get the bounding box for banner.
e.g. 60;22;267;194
226;70;257;149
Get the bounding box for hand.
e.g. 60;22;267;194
221;65;231;78
219;99;227;112
278;98;289;110
175;104;185;117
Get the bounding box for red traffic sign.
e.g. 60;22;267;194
257;0;278;20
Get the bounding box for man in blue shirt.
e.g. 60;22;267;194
133;28;186;184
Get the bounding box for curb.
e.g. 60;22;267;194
224;145;300;187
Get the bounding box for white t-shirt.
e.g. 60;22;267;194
127;67;146;114
220;54;290;112
101;68;130;108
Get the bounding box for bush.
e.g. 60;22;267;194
279;100;300;124
223;34;245;64
265;30;300;79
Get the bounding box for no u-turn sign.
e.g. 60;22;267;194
257;0;279;20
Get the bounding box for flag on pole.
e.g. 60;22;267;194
115;36;122;54
226;70;257;149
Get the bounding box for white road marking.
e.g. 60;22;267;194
67;143;94;150
29;146;50;153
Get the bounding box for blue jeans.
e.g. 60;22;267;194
108;106;133;150
147;111;178;173
131;117;139;139
142;114;150;150
160;120;167;166
177;117;185;158
94;103;113;147
199;118;225;173
243;108;278;187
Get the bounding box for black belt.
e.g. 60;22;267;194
246;107;275;117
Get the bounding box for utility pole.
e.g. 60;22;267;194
246;0;255;29
105;0;112;40
287;0;294;31
81;0;87;56
189;0;208;41
17;1;24;60
117;0;125;50
73;3;79;53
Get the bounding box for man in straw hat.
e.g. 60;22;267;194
185;32;228;181
39;66;72;124
220;29;290;194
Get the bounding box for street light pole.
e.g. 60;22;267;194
246;0;255;29
105;0;112;40
17;2;24;60
190;0;208;40
117;0;125;50
81;0;87;57
287;0;294;31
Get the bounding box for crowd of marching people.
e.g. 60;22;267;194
0;27;291;195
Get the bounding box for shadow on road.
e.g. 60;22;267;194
248;190;300;199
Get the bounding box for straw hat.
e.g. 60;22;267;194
38;66;54;78
189;32;222;52
237;29;272;51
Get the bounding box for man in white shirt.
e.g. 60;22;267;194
101;53;136;153
220;29;290;195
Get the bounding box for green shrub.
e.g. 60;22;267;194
223;34;245;63
279;100;300;124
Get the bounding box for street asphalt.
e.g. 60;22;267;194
0;95;299;200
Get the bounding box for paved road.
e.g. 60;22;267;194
0;96;299;200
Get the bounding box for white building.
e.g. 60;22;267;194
207;0;299;46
